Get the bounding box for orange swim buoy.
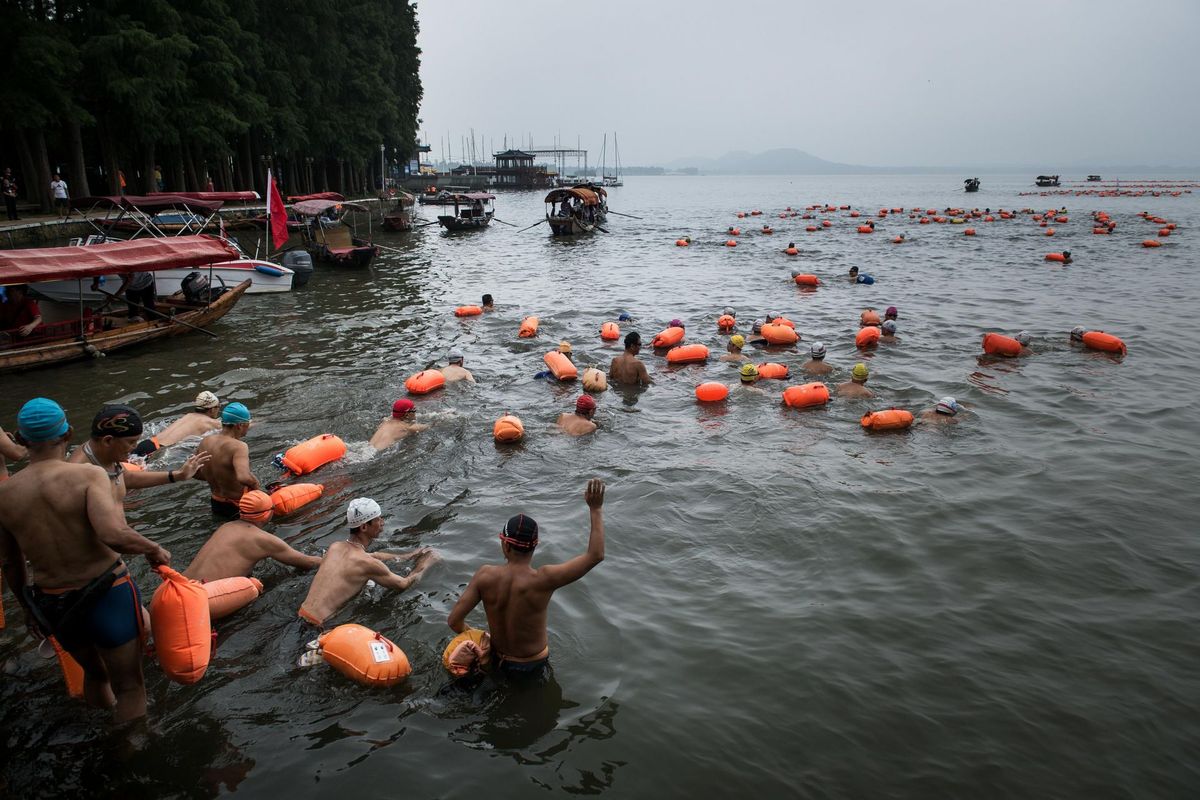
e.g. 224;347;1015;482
149;566;212;685
1056;216;1068;223
892;236;903;244
443;628;491;676
271;483;324;515
717;314;736;332
279;434;346;476
50;636;85;699
794;274;820;286
1142;239;1162;248
204;577;263;620
600;321;620;341
1092;227;1108;234
1158;227;1171;237
543;351;578;380
675;239;689;247
1045;228;1056;236
857;225;873;234
861;409;914;431
982;332;1022;357
964;228;976;236
756;362;789;379
1081;331;1127;354
406;369;446;395
652;327;685;348
855;327;880;348
821;220;833;228
518;316;539;338
782;382;830;409
319;624;411;687
666;343;709;364
770;317;796;329
454;305;482;317
725;239;738;247
761;324;799;345
1045;253;1067;262
806;225;818;232
729;227;741;236
785;247;798;256
493;414;525;443
860;309;881;327
695;382;729;402
582;367;608;392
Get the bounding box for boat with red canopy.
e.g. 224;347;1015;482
0;235;250;372
293;199;379;268
544;185;608;236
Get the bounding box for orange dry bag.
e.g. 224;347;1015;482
666;344;709;364
652;327;685;348
405;369;446;395
149;565;212;685
782;383;830;408
319;624;411;687
855;327;881;348
695;382;729;402
717;314;736;332
785;247;799;256
982;332;1022;357
543;351;578;380
794;274;820;287
279;434;346;476
1045;253;1066;262
861;409;915;431
271;483;324;515
442;628;491;676
860;309;882;327
51;636;85;699
518;316;539;338
600;322;620;341
493;415;525;443
454;305;482;317
756;362;789;380
204;577;263;620
762;324;799;345
1081;331;1126;354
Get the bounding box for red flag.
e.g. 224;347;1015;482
267;170;288;250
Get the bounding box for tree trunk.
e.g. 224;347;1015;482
97;115;121;194
238;133;253;193
32;129;54;212
143;143;156;194
287;157;299;198
317;158;327;193
337;159;345;195
183;144;199;192
171;155;185;194
66;120;91;197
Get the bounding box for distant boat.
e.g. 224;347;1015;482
381;190;416;231
436;192;495;232
544;185;608;236
601;133;623;187
1035;175;1061;187
964;177;980;193
1087;175;1102;182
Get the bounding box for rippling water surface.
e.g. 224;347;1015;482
3;175;1199;798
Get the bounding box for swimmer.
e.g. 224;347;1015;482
848;266;875;285
194;403;259;520
184;491;322;582
722;306;736;319
737;363;766;394
558;341;574;361
836;363;874;399
1061;250;1072;264
297;498;439;628
448;479;605;681
885;306;898;321
441;349;475;383
618;312;634;323
784;241;796;252
880;320;901;344
1016;331;1032;356
557;396;598;436
368;399;430;451
720;334;748;363
848;266;860;282
608;331;652;386
0;398;170;722
746;319;767;346
668;319;684;330
802;342;833;375
481;293;494;310
134;390;223;458
67;405;209;504
1;424;28;481
1070;326;1086;343
920;396;961;425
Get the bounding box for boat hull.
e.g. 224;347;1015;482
30;261;293;303
1;280;251;373
437;213;493;231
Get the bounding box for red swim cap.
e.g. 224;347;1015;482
392;398;415;418
575;395;596;414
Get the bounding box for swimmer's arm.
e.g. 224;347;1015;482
0;522;31;613
538;479;606;589
86;472;171;565
232;443;260;490
368;553;434;593
637;362;653;386
0;430;26;461
448;569;485;633
125;452;210;489
409;423;430;433
371;547;429;563
260;534;322;571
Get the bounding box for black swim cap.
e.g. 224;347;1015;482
624;331;641;349
91;404;143;438
501;514;539;551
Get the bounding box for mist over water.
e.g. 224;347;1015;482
2;174;1199;797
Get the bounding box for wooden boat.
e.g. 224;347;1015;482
293;199;379;267
0;236;249;373
964;177;980;192
544;185;608;236
1035;175;1061;187
436;192;495;231
382;191;416;231
1087;175;1102;182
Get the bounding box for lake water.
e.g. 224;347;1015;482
2;174;1199;798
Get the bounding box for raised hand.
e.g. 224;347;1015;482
585;478;605;508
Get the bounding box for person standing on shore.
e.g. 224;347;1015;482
2;168;18;221
50;173;69;219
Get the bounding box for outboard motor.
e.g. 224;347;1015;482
282;250;314;289
180;271;228;303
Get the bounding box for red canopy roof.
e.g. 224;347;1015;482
71;195;225;213
148;191;259;202
288;191;345;203
0;236;242;285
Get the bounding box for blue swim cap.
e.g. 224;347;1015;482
221;402;251;424
18;397;69;442
618;312;632;322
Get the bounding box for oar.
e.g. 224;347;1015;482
491;217;519;227
605;210;642;220
517;219;547;233
374;242;408;255
96;287;218;338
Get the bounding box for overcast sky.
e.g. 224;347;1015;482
416;0;1200;168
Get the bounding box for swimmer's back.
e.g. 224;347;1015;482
476;564;553;659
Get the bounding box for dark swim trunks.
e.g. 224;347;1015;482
211;495;240;520
495;653;552;682
132;436;160;458
25;560;144;658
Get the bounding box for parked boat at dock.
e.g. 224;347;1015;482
436;192;495;231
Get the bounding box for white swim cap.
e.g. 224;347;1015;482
882;320;897;333
1016;331;1031;346
936;397;960;416
810;342;826;358
347;497;382;528
194;390;220;409
722;306;736;317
